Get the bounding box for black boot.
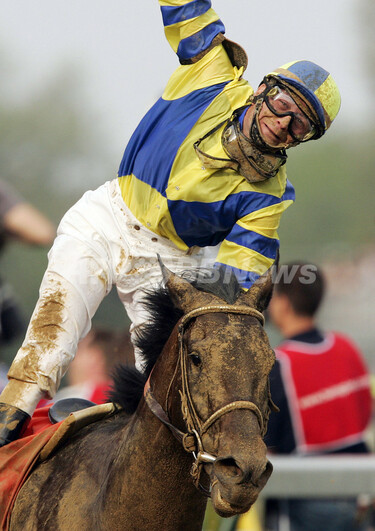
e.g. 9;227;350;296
0;403;31;447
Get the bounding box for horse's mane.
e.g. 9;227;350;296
109;267;242;414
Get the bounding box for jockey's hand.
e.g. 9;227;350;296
0;403;30;447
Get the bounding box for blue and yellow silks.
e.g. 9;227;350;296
118;0;295;289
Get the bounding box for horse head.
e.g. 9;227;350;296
146;262;276;517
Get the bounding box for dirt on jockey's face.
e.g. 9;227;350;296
243;83;308;149
257;104;294;147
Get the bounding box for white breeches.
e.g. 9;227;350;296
6;180;213;403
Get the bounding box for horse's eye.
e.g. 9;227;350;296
189;352;202;367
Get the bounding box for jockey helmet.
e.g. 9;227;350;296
265;60;341;139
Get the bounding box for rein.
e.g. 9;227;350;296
144;304;266;496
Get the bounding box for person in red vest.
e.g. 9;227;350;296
265;262;372;531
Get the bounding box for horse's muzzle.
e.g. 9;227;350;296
210;454;273;517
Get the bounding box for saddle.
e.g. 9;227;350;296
0;400;119;531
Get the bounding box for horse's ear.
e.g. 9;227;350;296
157;255;205;312
238;253;278;312
158;254;174;286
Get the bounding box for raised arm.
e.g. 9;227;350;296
158;0;226;64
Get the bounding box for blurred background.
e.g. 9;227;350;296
0;0;374;368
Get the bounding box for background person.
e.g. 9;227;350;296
0;1;341;446
265;262;372;531
53;327;134;404
0;280;25;393
0;179;55;249
0;180;55;393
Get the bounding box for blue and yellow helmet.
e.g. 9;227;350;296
266;60;341;138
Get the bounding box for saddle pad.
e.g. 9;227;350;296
0;402;118;530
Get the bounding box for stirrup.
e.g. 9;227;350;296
48;398;96;424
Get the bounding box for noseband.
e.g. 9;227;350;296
144;304;267;495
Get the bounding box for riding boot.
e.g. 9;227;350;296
0;403;31;447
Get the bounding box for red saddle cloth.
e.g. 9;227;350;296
0;406;62;530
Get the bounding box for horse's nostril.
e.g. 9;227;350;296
214;456;273;488
256;460;273;488
264;460;273;479
214;457;243;481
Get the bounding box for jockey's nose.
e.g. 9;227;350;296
276;114;292;130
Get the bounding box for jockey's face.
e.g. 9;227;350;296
243;84;311;149
257;100;295;148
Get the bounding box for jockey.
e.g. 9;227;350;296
0;1;341;446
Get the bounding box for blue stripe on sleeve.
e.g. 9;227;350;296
225;228;279;259
236;181;295;220
213;263;260;290
177;19;225;60
161;0;212;27
168;181;295;248
281;179;295;202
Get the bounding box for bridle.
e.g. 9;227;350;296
144;304;268;496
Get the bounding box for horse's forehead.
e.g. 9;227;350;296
187;313;275;381
188;312;268;347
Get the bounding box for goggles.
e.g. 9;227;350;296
264;86;317;142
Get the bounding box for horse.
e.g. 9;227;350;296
10;263;277;530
